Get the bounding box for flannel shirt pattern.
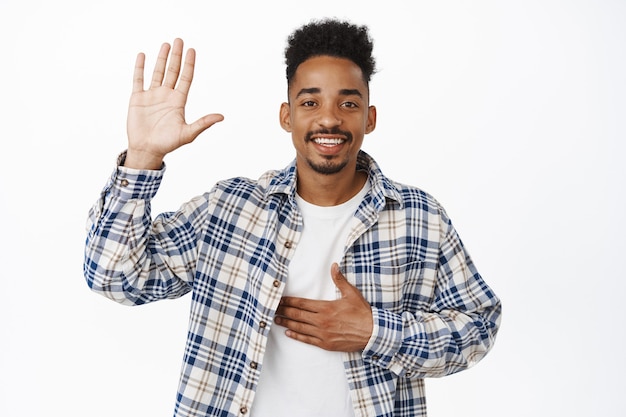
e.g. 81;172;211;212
84;150;501;417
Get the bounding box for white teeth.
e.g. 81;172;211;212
313;138;344;146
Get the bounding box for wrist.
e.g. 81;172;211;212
123;148;164;170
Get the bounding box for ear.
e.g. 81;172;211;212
279;102;292;132
365;105;377;134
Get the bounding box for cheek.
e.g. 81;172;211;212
290;115;312;132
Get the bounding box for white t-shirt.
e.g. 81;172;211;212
250;184;370;417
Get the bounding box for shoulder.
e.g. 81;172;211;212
209;167;292;206
359;150;445;216
383;177;446;216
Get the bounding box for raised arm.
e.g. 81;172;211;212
125;38;224;169
84;39;222;305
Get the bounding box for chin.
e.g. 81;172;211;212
307;158;348;175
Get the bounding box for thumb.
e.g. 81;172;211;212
186;113;224;141
330;263;351;295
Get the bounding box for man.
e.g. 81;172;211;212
84;18;501;417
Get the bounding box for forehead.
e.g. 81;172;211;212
290;55;367;91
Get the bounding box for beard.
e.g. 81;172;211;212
306;156;349;175
304;128;353;175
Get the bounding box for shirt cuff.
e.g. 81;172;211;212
362;306;403;372
106;151;166;201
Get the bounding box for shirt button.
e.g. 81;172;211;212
250;361;258;370
272;280;281;288
240;406;248;414
372;355;380;361
120;179;129;187
284;241;293;249
259;321;267;329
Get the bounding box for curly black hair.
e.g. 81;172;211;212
285;18;376;86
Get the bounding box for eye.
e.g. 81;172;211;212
341;101;359;109
302;100;317;107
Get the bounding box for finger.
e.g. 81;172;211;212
183;113;225;143
176;48;196;96
163;38;184;89
276;303;311;324
150;42;171;88
275;314;320;339
132;52;145;93
330;263;351;295
279;296;321;313
279;316;344;351
284;327;322;347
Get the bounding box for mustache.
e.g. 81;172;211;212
304;128;353;143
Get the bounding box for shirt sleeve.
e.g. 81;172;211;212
83;152;208;306
361;208;502;379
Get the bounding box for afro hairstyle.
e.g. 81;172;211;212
284;18;377;86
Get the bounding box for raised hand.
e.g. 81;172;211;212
274;263;374;352
124;38;224;169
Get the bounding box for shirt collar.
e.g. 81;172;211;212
264;150;403;210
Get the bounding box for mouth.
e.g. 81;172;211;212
311;137;346;147
306;129;352;148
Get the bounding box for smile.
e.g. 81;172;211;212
312;137;345;147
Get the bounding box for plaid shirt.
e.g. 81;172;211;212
84;150;501;417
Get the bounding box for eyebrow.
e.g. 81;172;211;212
295;87;363;99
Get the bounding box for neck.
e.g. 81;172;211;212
296;168;367;207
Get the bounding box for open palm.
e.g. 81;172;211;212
125;39;223;169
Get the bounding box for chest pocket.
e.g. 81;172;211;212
351;260;433;313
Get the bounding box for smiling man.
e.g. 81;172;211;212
281;55;375;206
84;18;501;417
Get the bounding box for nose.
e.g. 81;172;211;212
315;105;341;128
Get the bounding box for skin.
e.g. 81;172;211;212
279;55;377;206
275;263;374;352
124;38;224;170
124;39;374;352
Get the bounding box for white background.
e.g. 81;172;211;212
1;1;624;416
